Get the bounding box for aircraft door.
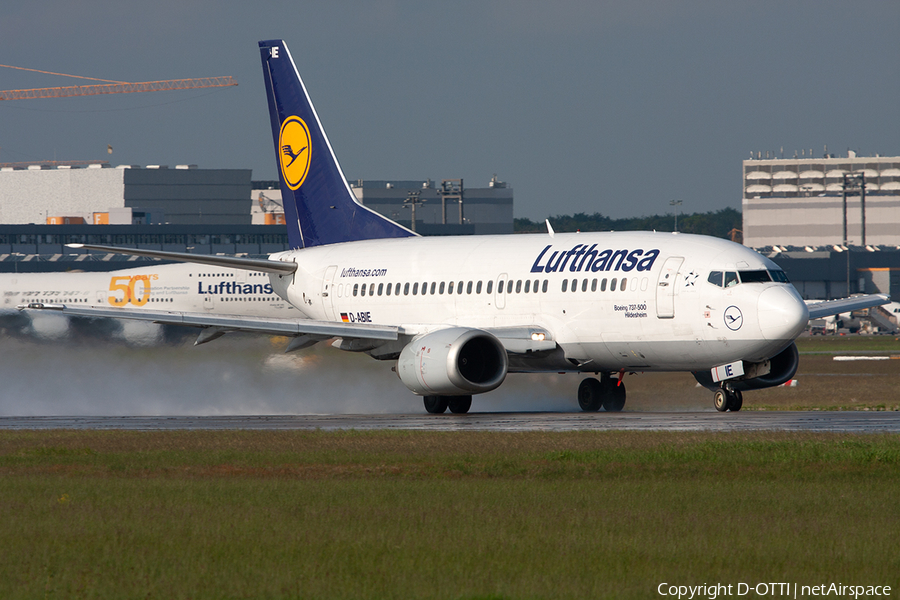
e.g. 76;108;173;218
495;273;508;309
203;293;216;311
656;256;684;318
322;265;338;320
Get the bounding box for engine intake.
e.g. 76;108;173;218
397;328;508;396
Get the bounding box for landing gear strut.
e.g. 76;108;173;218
713;387;743;412
577;374;626;412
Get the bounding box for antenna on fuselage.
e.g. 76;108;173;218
545;219;555;238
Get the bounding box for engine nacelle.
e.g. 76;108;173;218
397;327;508;396
693;342;800;392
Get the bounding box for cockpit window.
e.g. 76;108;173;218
769;269;790;283
707;271;723;287
738;270;771;284
724;271;739;288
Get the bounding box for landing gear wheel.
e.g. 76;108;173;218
714;389;729;412
424;395;449;414
603;380;626;412
729;390;743;412
577;378;603;412
447;395;473;414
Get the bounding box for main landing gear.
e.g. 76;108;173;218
424;395;472;414
713;386;742;412
577;374;626;412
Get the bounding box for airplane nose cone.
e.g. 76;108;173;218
758;286;809;341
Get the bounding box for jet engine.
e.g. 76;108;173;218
397;327;508;396
693;342;799;392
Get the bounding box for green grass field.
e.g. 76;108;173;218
2;430;899;599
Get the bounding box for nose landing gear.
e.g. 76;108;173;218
713;386;743;412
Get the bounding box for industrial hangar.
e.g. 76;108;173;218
0;163;512;272
741;152;900;306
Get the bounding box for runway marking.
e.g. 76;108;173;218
2;412;900;433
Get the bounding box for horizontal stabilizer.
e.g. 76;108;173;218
66;244;297;274
806;294;890;319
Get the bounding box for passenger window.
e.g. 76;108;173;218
430;282;436;295
458;281;464;295
561;279;568;292
542;280;548;293
498;280;505;293
524;280;531;293
377;283;383;296
439;282;446;294
353;284;359;297
600;278;607;292
487;280;493;294
582;279;588;292
369;284;375;296
621;278;628;291
533;279;539;293
476;281;483;294
404;283;410;295
610;278;617;291
467;281;473;294
385;283;391;296
515;280;522;293
591;278;597;292
448;281;454;294
361;283;367;296
725;272;738;288
707;271;723;287
412;282;418;295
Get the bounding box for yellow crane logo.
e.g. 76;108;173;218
279;116;311;190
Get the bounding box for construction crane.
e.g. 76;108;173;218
0;63;237;100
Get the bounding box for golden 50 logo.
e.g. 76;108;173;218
108;274;158;307
279;116;311;190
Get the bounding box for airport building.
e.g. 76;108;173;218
350;177;514;235
0;164;514;272
742;152;900;248
251;176;514;235
0;162;252;225
741;151;900;310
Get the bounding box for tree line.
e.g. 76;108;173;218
513;207;742;241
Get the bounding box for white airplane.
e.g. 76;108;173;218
20;39;889;413
2;262;299;344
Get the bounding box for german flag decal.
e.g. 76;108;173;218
340;313;350;323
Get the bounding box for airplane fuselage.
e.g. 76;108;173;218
268;230;808;373
2;263;298;316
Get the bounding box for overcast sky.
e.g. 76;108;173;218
1;1;897;220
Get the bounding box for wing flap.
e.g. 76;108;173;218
18;303;398;340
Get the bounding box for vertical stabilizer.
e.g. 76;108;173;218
259;39;416;249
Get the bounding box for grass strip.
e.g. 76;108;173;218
1;430;898;599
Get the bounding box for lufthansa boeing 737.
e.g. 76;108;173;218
21;39;889;413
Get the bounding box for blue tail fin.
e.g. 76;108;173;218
259;40;416;249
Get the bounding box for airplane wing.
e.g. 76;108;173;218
18;303;398;341
19;302;557;355
66;244;297;274
806;294;890;319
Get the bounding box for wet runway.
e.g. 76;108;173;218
2;411;900;432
